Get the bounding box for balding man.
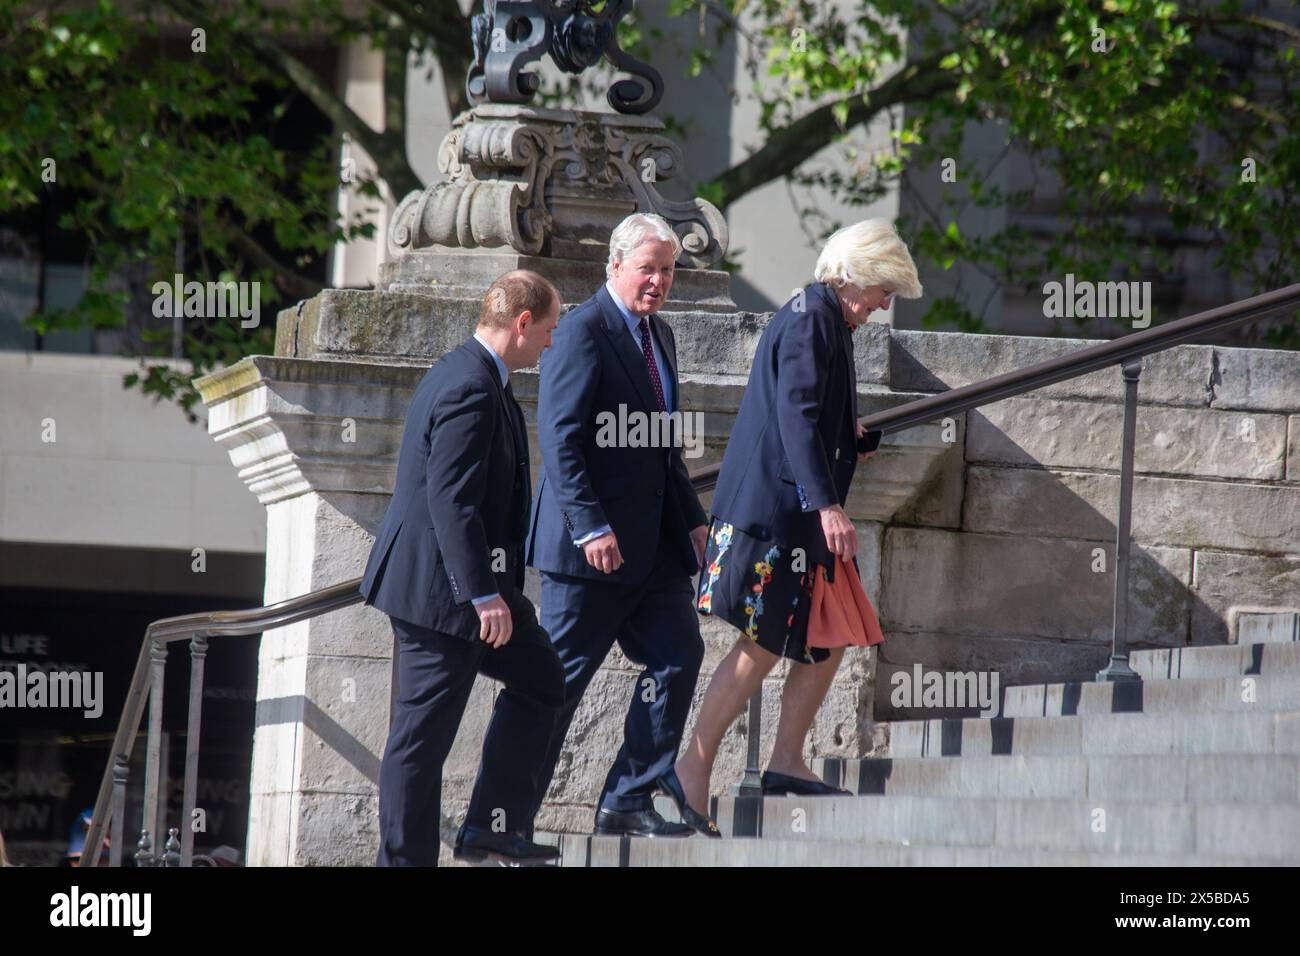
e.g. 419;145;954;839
362;270;564;865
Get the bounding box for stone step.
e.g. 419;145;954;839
1129;641;1300;681
809;754;1300;803
1236;611;1300;646
1001;673;1300;718
573;795;1300;862
886;708;1300;758
556;835;1267;868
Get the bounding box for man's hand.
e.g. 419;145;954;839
583;531;624;574
819;504;857;561
474;596;513;648
856;422;878;462
690;524;708;566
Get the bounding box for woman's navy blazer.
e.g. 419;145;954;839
709;282;859;568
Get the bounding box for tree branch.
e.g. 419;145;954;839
250;33;424;197
383;26;410;158
219;217;325;300
370;0;472;116
176;211;324;302
161;0;424;198
702;53;958;209
1183;12;1300;46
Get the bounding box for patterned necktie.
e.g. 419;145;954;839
637;317;667;412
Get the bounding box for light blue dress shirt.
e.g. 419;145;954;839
470;333;509;605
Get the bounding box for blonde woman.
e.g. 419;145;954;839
664;220;923;832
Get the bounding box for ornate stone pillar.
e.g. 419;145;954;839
194;355;415;865
381;104;730;295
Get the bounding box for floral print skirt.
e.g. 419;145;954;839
696;517;830;664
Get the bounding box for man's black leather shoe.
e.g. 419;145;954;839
593;806;693;837
453;827;560;865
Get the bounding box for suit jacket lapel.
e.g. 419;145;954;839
840;322;858;421
597;287;661;414
504;383;531;543
463;339;533;548
813;286;857;423
461;339;516;471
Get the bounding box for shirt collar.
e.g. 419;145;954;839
605;280;649;335
471;332;509;387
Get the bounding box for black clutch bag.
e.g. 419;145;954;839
856;428;883;455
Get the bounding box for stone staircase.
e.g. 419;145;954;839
549;619;1300;866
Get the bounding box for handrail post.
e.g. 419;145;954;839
109;755;128;868
730;688;764;837
143;637;168;853
181;633;209;866
1098;357;1144;683
738;690;763;797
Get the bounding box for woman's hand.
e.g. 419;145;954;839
818;504;857;560
855;422;877;462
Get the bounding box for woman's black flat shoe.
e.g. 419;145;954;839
760;770;851;797
656;769;722;838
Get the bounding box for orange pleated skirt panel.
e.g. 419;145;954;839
806;557;886;649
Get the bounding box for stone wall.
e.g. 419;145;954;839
876;331;1300;721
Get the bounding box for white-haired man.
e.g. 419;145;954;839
524;213;711;837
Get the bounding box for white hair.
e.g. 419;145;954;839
813;219;923;298
606;213;683;278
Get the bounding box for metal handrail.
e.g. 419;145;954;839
691;281;1300;491
84;281;1299;863
82;582;365;866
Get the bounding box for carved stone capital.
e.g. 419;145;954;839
385;105;728;272
603;126;728;270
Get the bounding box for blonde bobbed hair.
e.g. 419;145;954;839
814;219;923;298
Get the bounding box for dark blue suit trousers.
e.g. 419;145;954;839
531;526;703;817
377;601;562;865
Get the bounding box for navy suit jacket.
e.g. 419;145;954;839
527;285;707;583
361;339;531;639
709;282;858;570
